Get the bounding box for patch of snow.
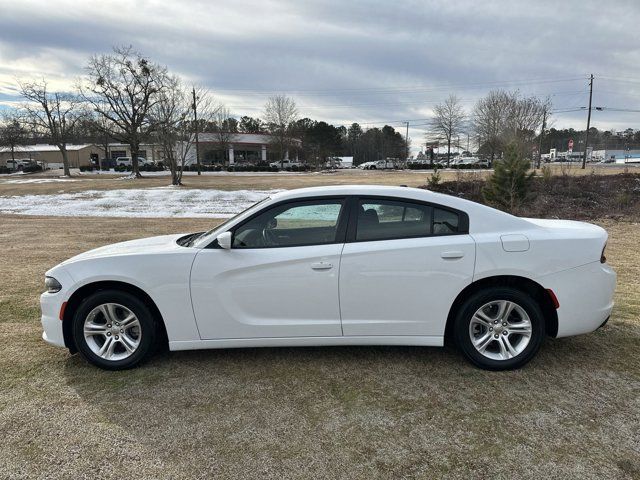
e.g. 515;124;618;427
0;188;280;218
75;169;317;177
2;178;79;184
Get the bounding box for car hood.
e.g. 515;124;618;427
60;233;190;265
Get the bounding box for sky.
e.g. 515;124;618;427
0;0;639;153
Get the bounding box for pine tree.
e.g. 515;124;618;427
482;143;535;212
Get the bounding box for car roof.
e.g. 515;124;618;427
270;185;459;205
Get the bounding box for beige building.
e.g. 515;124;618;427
0;144;102;169
104;143;164;163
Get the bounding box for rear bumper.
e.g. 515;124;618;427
538;261;616;338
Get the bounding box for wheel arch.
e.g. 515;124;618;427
62;280;168;353
444;275;559;343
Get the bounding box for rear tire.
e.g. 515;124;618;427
72;290;157;370
453;287;545;370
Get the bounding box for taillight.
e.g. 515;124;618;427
600;243;607;264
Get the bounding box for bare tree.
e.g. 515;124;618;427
0;110;28;162
428;94;465;167
212;107;236;164
149;76;187;185
18;79;84;176
80;46;168;177
473;90;549;162
264;95;298;166
150;80;219;185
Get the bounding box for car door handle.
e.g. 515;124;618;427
441;251;465;259
311;261;333;270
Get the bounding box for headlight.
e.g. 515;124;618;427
45;276;62;293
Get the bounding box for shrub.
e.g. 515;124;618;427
427;167;441;189
541;164;552;183
482;143;535;212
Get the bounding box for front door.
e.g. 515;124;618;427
190;198;348;339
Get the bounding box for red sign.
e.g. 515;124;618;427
568;139;574;151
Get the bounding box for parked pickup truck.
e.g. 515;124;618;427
269;159;302;169
115;157;153;167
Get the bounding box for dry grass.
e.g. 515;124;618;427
0;163;636;196
0;214;639;479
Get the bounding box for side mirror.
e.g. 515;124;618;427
216;231;232;250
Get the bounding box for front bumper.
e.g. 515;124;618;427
40;291;66;348
538;261;616;338
40;268;75;349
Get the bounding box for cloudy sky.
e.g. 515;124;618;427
0;0;639;152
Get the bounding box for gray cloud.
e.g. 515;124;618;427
0;0;638;149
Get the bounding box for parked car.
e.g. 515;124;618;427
269;159;301;169
359;160;395;170
115;157;153;167
41;185;616;371
6;158;36;171
453;157;490;167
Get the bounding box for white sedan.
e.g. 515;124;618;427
41;185;616;370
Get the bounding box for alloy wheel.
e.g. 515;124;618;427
468;300;532;361
83;303;142;361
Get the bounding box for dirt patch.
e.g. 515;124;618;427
426;173;640;221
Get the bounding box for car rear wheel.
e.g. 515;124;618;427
453;287;545;370
72;290;157;370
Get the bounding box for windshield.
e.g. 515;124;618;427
191;198;271;247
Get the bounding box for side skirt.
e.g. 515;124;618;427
169;335;444;351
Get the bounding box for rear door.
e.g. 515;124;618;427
339;197;475;337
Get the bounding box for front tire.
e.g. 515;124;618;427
72;290;157;370
453;287;545;370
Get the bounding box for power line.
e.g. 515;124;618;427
212;76;588;96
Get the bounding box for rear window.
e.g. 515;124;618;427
356;200;433;241
433;207;460;234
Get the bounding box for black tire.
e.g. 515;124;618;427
72;290;157;370
453;287;545;370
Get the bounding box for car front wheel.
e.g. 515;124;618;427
72;290;157;370
453;287;545;370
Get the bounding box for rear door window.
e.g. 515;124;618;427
356;199;433;241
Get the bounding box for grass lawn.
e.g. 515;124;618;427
0;163;637;196
0;213;639;479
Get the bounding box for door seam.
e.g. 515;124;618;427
338;242;346;336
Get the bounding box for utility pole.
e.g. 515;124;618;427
537;108;547;169
582;74;594;169
404;121;409;162
192;87;201;175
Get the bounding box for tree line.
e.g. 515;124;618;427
0;46;409;184
1;45;638;183
427;91;552;167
